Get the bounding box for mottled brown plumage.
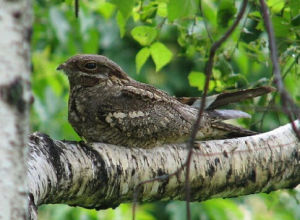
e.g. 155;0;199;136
57;54;274;148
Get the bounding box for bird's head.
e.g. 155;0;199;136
57;54;131;87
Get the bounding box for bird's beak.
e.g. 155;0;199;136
56;63;66;71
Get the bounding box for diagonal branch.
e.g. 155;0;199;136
27;121;300;219
259;0;300;139
185;1;249;217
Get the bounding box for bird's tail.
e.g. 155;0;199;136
177;86;275;110
181;86;275;139
211;121;258;138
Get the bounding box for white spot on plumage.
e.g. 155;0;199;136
146;91;153;98
129;111;147;118
153;93;161;100
137;111;145;117
105;113;113;123
160;121;167;127
113;112;127;119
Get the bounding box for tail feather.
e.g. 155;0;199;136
212;121;258;138
177;86;275;110
179;86;274;139
208;109;251;120
206;86;275;110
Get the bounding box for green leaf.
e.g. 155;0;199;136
167;0;198;21
226;73;248;88
111;0;134;19
131;26;157;46
116;12;126;37
272;15;291;38
267;0;285;13
82;29;99;53
290;0;300;17
203;198;244;220
98;2;116;19
140;3;157;21
291;14;300;26
188;71;205;90
150;42;173;71
217;0;236;27
202;0;217;27
157;2;167;17
136;47;150;73
188;71;216;91
215;56;233;76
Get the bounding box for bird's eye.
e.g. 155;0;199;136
84;62;97;70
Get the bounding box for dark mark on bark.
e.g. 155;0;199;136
29;133;41;144
28;132;48;156
131;169;135;176
207;163;216;177
78;142;113;210
291;149;299;161
0;77;26;113
250;169;256;182
41;135;65;184
116;164;122;176
155;168;169;197
26;27;33;43
235;177;247;188
264;186;275;193
266;169;272;183
223;150;228;158
28;193;37;212
226;166;232;180
214;157;220;166
13;11;22;19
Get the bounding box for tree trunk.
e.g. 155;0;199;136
0;0;32;219
27;121;300;219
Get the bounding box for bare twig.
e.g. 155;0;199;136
133;1;249;219
259;0;300;139
258;55;299;130
185;1;249;218
199;0;213;43
75;0;79;18
228;6;250;58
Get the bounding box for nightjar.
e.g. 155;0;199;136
57;54;274;148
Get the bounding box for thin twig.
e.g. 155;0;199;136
259;56;298;130
132;1;249;219
229;5;250;58
185;1;249;218
199;0;213;43
75;0;79;18
259;0;300;139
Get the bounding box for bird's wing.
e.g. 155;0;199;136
211;121;258;137
121;82;179;105
97;85;193;141
177;86;275;110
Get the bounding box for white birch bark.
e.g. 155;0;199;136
27;121;300;219
0;0;32;219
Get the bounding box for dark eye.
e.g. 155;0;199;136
84;62;97;70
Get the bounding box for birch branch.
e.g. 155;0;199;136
28;121;300;216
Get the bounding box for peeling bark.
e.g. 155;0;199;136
0;0;32;219
27;121;300;219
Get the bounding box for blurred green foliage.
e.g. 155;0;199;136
31;0;300;219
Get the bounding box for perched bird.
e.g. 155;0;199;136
57;54;274;148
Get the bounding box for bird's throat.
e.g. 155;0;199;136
70;75;101;88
